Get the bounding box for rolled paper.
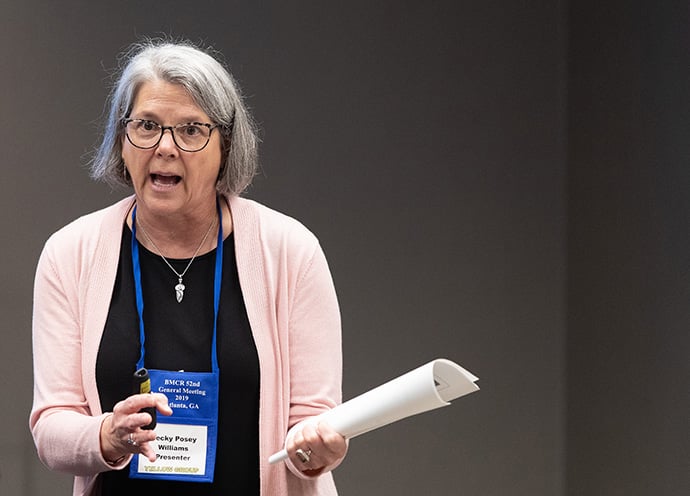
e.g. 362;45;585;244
268;358;479;464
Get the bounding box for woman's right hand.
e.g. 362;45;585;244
100;393;172;463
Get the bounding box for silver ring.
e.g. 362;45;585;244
295;448;312;464
127;433;137;447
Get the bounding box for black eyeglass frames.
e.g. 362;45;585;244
123;118;221;152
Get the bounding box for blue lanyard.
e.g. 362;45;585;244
131;201;223;373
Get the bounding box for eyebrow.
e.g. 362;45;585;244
130;111;210;124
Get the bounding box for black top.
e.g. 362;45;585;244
96;225;260;495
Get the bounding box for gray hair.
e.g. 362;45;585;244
89;39;259;196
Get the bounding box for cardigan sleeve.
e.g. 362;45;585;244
283;240;345;478
29;234;118;475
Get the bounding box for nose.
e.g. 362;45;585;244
156;128;179;157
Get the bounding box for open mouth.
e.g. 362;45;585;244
151;173;182;186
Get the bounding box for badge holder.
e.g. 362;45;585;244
128;202;223;483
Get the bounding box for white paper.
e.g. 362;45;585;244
268;358;479;464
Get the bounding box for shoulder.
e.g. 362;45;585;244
41;197;133;260
228;196;320;248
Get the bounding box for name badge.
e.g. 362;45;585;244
129;369;219;483
129;200;224;483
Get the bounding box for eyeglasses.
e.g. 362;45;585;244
123;118;221;152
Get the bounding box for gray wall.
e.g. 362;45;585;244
567;2;690;495
17;1;686;495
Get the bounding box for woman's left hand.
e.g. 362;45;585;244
286;421;347;475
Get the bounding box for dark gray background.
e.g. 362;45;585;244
1;1;687;495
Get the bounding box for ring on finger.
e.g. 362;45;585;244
295;448;312;464
127;433;137;447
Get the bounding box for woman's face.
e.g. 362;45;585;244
122;79;222;221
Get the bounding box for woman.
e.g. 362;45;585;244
30;39;347;495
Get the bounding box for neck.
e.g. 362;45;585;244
132;200;220;259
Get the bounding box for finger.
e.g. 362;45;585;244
315;422;347;457
298;423;346;469
127;393;167;411
133;425;158;445
286;429;305;455
152;393;173;416
125;431;139;449
123;427;157;452
286;429;313;466
300;424;325;452
109;405;144;434
126;411;158;431
138;442;158;462
114;394;170;429
293;425;324;468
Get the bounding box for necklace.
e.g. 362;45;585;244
136;212;217;303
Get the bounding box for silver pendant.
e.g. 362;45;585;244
175;282;185;303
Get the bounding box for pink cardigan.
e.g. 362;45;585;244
30;195;342;495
